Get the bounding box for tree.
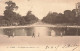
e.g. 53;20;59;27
5;1;18;11
64;10;76;24
24;11;39;24
42;10;77;25
42;12;61;24
4;1;21;26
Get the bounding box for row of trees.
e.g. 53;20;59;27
1;1;80;26
42;9;80;25
0;1;38;26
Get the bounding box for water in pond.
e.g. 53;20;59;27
0;27;80;37
33;27;51;36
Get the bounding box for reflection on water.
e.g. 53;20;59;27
14;28;26;36
3;28;14;37
25;27;34;36
0;29;4;35
0;27;52;37
51;30;56;37
34;27;51;36
0;27;80;37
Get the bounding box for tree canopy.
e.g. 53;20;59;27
24;11;39;24
0;1;39;26
42;9;79;25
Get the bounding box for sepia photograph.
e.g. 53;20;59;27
0;0;80;51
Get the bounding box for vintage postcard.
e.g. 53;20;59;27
0;0;80;51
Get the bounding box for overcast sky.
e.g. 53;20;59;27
0;0;80;19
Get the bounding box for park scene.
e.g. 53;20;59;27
0;0;80;51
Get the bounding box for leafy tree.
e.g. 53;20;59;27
3;1;22;26
24;11;39;24
42;12;60;24
64;10;76;24
42;9;77;25
5;1;18;11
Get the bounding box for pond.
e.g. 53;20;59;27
0;27;80;37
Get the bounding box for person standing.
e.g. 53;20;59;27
32;32;35;38
38;33;40;37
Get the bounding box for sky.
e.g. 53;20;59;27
0;0;80;19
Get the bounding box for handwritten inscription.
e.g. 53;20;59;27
45;44;80;51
